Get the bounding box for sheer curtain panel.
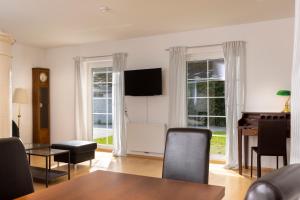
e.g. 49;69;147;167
223;41;246;168
290;0;300;164
74;57;90;140
168;47;187;128
112;53;128;156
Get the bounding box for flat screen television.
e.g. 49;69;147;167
124;68;162;96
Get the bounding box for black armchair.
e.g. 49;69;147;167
245;164;300;200
162;128;212;184
0;138;34;200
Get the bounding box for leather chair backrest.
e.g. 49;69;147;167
12;120;20;138
257;119;287;155
162;128;212;184
0;138;34;200
245;164;300;200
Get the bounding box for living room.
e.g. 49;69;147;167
0;0;299;199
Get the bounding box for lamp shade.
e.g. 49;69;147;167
276;90;291;96
13;88;28;104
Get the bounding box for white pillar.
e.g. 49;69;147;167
291;0;300;163
0;32;14;138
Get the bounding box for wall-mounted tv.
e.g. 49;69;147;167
124;68;162;96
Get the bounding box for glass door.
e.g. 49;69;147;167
92;67;113;147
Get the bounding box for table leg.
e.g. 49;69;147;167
49;156;51;171
45;156;48;188
68;151;70;180
28;154;31;165
257;154;261;178
244;135;249;169
238;129;242;175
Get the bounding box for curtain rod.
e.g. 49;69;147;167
165;43;222;51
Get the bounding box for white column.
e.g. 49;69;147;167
0;32;14;138
291;0;300;163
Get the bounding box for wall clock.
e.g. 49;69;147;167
40;72;48;82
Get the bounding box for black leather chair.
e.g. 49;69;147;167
12;120;20;138
162;128;212;184
250;119;288;178
245;164;300;200
0;138;34;200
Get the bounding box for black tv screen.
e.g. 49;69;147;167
124;68;162;96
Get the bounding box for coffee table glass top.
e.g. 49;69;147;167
23;143;50;150
26;149;69;157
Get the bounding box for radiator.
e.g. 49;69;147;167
127;122;166;155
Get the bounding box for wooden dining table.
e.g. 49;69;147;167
17;170;225;200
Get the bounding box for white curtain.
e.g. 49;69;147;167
112;53;127;156
168;47;187;128
290;0;300;164
223;41;246;168
74;57;90;140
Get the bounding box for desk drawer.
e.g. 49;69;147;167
242;129;257;136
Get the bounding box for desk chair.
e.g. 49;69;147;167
250;119;288;178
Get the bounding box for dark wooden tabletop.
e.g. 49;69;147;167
17;170;225;200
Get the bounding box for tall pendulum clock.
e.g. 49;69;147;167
32;68;50;144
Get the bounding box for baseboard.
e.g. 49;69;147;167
127;154;164;160
96;148;112;153
210;160;226;164
243;166;274;172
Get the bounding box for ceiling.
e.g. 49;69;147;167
0;0;294;48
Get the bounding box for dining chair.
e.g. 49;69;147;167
250;119;288;178
162;128;212;184
0;138;34;200
12;120;20;137
245;164;300;200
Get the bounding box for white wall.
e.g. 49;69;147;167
45;46;79;142
11;43;46;143
46;18;294;166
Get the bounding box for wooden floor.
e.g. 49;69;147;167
29;151;272;200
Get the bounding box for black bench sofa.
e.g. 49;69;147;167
51;140;97;165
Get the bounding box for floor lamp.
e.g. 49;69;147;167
13;88;29;128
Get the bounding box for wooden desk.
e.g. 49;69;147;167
238;112;290;175
17;171;225;200
238;126;258;175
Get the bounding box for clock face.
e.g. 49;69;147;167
40;72;48;82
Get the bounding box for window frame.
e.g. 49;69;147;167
187;59;226;129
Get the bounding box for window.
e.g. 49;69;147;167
92;67;113;146
187;58;226;156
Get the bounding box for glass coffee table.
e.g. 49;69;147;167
23;143;50;151
26;148;71;187
23;143;51;164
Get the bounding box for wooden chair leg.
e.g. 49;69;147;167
257;154;261;178
251;148;253;178
276;156;279;169
284;155;288;166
